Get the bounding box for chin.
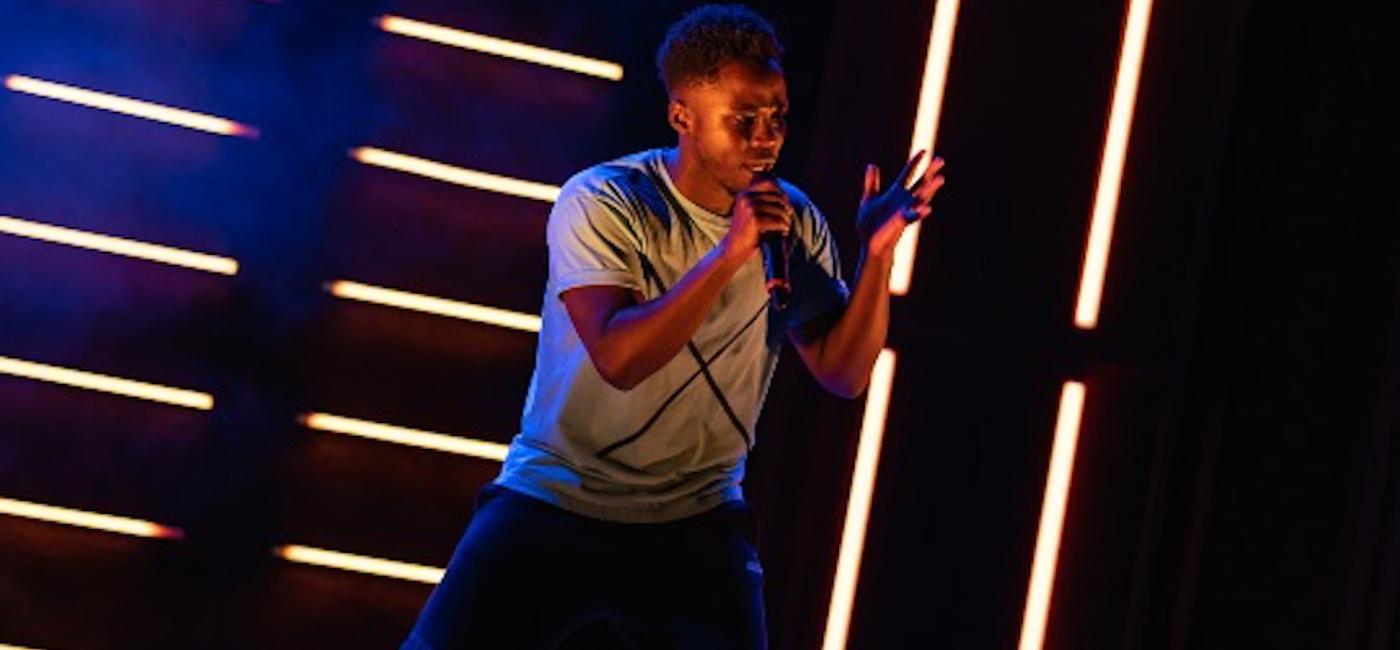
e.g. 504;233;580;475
736;167;765;189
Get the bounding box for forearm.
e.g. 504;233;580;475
591;245;752;389
811;247;894;397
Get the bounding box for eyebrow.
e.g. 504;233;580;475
731;102;788;112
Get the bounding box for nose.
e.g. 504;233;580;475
750;116;782;148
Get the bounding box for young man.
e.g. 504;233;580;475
402;5;944;648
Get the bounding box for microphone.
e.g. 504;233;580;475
753;171;790;310
761;231;790;310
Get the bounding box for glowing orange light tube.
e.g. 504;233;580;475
0;355;213;410
0;215;238;275
274;544;444;584
351;147;560;202
377;15;623;81
0;496;183;540
822;349;897;650
1074;0;1155;329
328;280;542;332
301;412;509;461
4;74;258;138
1017;381;1088;650
890;0;961;296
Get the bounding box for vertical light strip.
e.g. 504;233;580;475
1017;381;1088;650
1073;0;1155;329
0;496;184;540
0;215;239;275
301;412;509;461
377;15;624;81
4;74;258;138
351;147;560;202
274;544;444;584
327;280;542;332
0;355;214;410
822;349;897;650
890;0;961;296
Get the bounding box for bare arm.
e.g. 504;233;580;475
789;152;946;397
563;180;793;390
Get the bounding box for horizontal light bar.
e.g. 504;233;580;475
1018;381;1088;650
328;280;541;332
0;496;183;540
823;349;897;650
890;0;961;296
274;544;444;584
377;15;623;81
0;215;238;275
4;74;258;138
0;643;44;650
302;412;508;461
352;147;560;202
1074;0;1155;329
0;355;213;410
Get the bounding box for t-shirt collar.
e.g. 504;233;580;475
651;149;732;227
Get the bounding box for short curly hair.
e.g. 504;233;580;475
655;4;784;94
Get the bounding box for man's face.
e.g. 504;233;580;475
672;60;789;196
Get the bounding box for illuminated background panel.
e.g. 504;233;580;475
826;346;1072;648
0;512;186;648
278;411;501;567
0;0;1391;649
4;74;258;138
787;0;1135;646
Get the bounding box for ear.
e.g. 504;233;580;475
667;99;692;135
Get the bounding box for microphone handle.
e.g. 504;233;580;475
761;231;790;310
751;171;790;310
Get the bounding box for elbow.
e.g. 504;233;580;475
592;354;644;392
821;373;870;400
599;369;642;392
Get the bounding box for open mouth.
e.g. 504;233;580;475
744;161;777;174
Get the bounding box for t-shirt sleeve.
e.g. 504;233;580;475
785;200;850;330
546;183;645;299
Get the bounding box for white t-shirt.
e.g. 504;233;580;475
495;148;849;523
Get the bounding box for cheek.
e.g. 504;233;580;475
700;127;744;158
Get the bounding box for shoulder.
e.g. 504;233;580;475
558;150;663;207
549;152;663;248
775;178;832;242
776;179;825;221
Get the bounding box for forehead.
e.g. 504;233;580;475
686;60;788;109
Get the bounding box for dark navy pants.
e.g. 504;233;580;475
401;484;767;649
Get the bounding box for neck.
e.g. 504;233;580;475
663;146;735;216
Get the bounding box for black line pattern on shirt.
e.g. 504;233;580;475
585;215;633;267
594;300;768;459
642;162;700;240
643;253;750;443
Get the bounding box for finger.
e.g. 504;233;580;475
897;205;931;224
862;164;879;202
743;189;791;206
912;174;946;202
747;196;792;214
908;158;945;196
754;217;792;235
747;177;782;193
752;205;794;230
755;208;794;229
916;156;945;190
892;150;927;191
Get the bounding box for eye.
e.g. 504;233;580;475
733;113;757;133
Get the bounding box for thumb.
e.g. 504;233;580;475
862;163;879;202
